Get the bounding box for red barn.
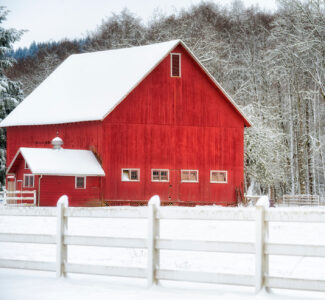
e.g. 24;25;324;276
1;40;251;206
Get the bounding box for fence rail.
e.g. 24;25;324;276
0;190;36;206
283;194;320;206
0;196;325;293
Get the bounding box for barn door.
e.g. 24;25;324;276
6;177;16;204
7;181;15;192
168;169;181;204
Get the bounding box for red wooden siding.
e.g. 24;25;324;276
39;176;101;207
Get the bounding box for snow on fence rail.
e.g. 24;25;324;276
0;196;325;293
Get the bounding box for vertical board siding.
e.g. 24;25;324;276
40;176;101;207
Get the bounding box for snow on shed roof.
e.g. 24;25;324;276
0;40;251;127
8;147;105;176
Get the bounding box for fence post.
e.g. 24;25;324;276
33;190;36;206
264;218;269;292
147;195;160;287
255;203;265;293
56;195;69;278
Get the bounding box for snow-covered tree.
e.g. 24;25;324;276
0;7;24;185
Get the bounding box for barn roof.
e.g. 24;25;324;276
7;147;105;176
0;40;251;127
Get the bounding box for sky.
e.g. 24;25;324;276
2;0;278;49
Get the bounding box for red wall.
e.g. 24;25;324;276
6;44;246;206
39;176;102;207
101;45;246;205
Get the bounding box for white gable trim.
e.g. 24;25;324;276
7;149;24;174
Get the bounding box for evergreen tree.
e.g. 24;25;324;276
0;7;24;186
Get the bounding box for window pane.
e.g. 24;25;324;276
212;172;218;181
76;177;84;188
181;171;189;181
131;170;138;180
217;172;226;182
122;170;130;181
152;170;159;181
24;176;29;187
190;171;197;181
172;54;180;76
160;171;168;181
211;171;227;182
30;176;34;187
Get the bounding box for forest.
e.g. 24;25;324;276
1;0;325;199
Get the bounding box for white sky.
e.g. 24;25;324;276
2;0;278;49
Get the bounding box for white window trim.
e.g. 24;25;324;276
170;53;181;77
75;176;86;189
24;161;29;169
23;174;34;188
210;170;228;184
181;169;199;183
121;168;140;182
151;169;170;182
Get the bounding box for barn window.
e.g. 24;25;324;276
24;161;29;169
151;169;169;182
75;176;86;189
181;170;198;183
122;169;140;182
23;174;34;188
210;171;227;183
170;53;181;77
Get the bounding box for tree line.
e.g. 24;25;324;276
2;0;325;199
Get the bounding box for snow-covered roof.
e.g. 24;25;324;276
0;40;251;127
0;40;180;127
8;147;105;176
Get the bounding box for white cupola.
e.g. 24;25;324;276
51;136;63;150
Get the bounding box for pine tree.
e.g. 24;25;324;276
0;7;24;186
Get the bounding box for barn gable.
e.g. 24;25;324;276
0;40;250;128
104;44;250;128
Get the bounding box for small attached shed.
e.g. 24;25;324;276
7;138;105;206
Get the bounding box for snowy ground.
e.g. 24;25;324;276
0;209;325;299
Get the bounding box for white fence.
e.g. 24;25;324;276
283;194;320;206
0;196;325;293
0;190;36;206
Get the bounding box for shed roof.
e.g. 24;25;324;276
8;147;105;176
0;40;251;127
